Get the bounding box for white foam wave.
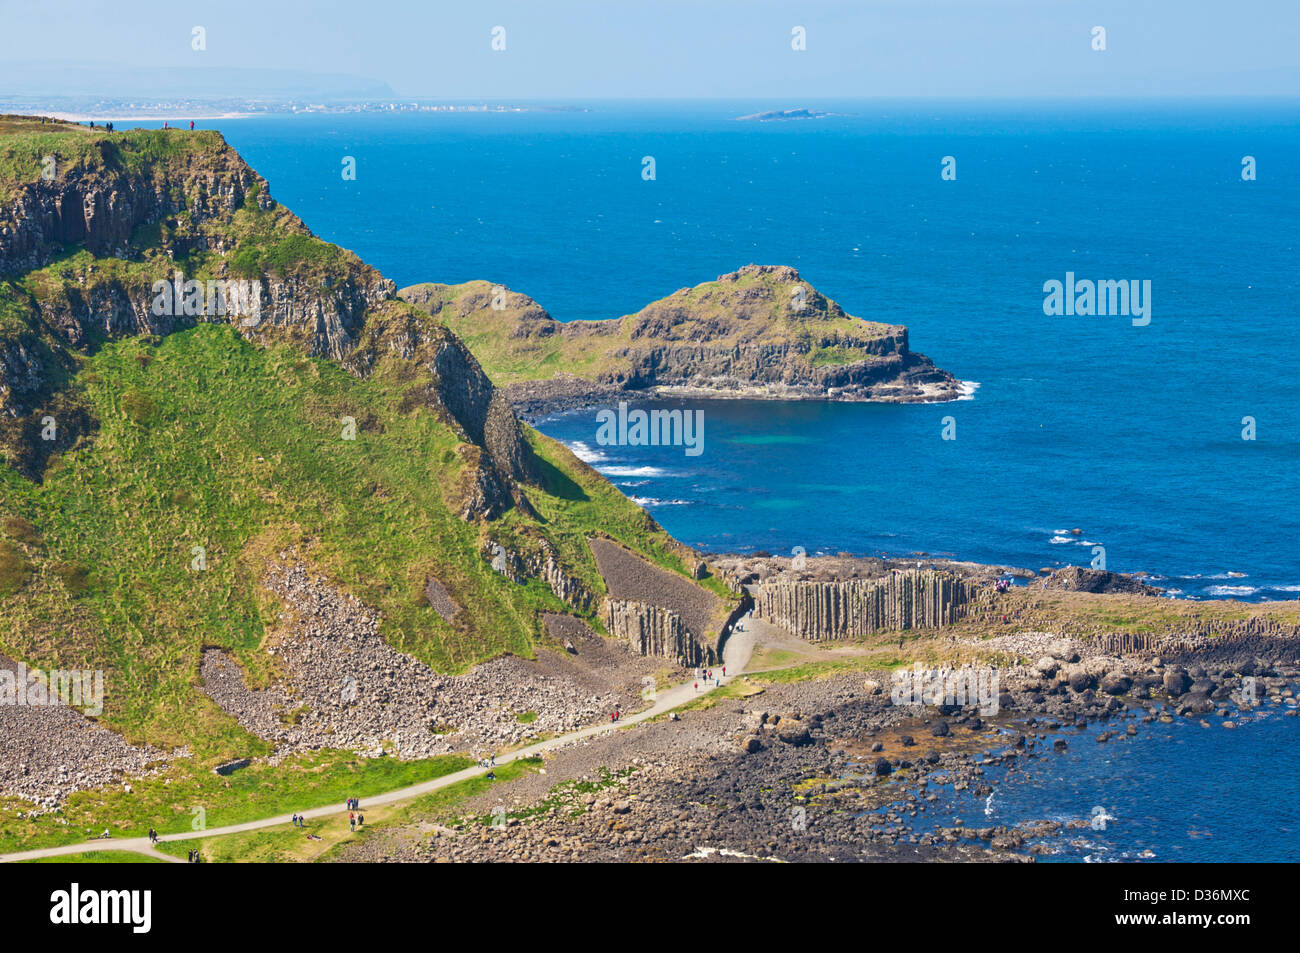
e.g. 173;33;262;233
602;465;668;478
568;441;608;464
1205;585;1260;597
1050;535;1097;546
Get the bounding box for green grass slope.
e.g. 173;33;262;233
0;321;701;753
0;117;736;850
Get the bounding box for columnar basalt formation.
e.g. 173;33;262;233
603;598;712;666
754;570;975;641
542;551;597;614
587;538;726;651
1092;617;1300;665
484;539;598;614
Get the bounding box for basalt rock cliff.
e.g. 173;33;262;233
0;117;530;515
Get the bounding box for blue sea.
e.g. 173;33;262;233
906;703;1300;862
197;100;1300;601
112;99;1300;862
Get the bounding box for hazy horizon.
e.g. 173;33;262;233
2;0;1297;101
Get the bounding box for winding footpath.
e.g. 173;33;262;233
0;621;756;864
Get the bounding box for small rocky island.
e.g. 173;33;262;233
400;265;963;418
735;108;836;122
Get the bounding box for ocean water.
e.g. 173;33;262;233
904;703;1300;863
197;101;1300;599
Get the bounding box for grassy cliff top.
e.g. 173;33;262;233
0;115;223;203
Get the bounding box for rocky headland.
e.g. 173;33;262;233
399;265;964;419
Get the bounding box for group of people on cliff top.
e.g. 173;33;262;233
71;119;195;132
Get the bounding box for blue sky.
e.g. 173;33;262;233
3;0;1298;99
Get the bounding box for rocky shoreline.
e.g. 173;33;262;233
336;633;1299;863
507;373;966;423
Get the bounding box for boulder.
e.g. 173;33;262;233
1048;640;1080;663
1177;692;1215;715
1065;665;1095;692
1163;668;1191;697
1099;672;1132;696
777;721;813;746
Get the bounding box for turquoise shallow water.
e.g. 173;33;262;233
200;100;1300;601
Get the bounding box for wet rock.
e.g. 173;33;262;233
1177;693;1215;715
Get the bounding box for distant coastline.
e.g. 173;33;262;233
0;100;588;122
36;111;257;123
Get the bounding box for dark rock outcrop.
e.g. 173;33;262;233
1042;566;1163;596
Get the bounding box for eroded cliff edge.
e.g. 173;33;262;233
400;264;964;418
0;117;530;517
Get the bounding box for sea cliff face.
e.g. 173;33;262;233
0;133;262;274
0;119;530;515
400;264;962;417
